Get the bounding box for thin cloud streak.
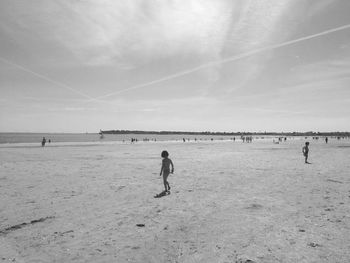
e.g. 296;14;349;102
89;23;350;101
0;56;95;100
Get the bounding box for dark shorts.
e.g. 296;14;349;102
163;170;170;179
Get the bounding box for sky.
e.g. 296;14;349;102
0;0;349;133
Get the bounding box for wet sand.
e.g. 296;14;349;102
0;139;350;262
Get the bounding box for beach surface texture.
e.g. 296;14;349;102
0;139;349;262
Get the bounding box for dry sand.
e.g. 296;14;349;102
0;139;350;262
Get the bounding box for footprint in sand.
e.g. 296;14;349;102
245;204;263;210
326;179;343;184
308;242;321;248
236;258;256;263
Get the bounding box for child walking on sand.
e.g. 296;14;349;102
160;151;174;192
302;142;310;164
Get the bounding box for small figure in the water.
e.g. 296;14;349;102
302;142;310;164
41;137;46;147
99;130;104;139
160;150;174;192
325;137;328;144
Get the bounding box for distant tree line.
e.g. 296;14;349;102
100;130;350;137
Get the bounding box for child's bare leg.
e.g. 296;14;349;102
166;181;170;190
163;173;169;191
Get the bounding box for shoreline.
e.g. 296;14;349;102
1;131;350;136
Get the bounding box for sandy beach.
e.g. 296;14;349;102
0;139;350;262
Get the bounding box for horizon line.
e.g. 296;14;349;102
1;130;350;134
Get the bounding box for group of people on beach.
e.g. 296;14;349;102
241;136;253;143
39;134;341;192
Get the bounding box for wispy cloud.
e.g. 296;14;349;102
48;107;89;112
17;0;231;66
289;59;350;86
86;23;350;101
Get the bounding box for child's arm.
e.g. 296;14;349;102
170;160;174;173
160;161;164;176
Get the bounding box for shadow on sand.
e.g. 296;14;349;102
154;190;170;198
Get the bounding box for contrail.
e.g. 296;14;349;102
0;57;95;101
89;23;350;101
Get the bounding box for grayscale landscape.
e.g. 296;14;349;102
1;1;349;262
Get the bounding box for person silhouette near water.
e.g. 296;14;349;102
160;150;174;192
41;137;46;147
302;142;310;164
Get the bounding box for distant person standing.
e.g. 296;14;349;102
325;137;328;143
302;142;310;164
41;137;46;147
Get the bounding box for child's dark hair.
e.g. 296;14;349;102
161;150;169;158
305;142;309;145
